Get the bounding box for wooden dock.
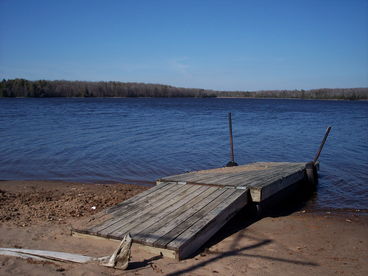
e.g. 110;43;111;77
72;161;311;260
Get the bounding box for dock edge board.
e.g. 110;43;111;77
249;168;307;202
176;189;249;259
71;231;178;259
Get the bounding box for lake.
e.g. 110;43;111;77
0;98;367;210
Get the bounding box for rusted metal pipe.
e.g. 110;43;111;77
313;126;332;163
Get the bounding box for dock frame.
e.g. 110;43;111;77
72;162;313;260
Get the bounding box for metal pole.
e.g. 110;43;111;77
226;112;238;167
229;112;235;162
313;126;332;163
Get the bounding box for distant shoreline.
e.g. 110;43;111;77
216;96;368;101
1;79;367;100
1;96;368;101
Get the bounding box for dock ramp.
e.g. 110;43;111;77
73;162;308;260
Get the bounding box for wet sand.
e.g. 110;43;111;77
0;180;367;275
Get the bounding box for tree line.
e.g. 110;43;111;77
1;79;367;100
0;79;216;98
216;88;368;100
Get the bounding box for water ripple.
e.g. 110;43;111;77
0;98;367;209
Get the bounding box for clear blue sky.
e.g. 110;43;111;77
0;0;367;91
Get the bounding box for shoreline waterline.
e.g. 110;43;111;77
2;179;367;215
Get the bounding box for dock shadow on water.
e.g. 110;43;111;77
165;180;318;276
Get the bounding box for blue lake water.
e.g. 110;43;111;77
0;98;367;210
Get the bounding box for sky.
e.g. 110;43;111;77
0;0;367;91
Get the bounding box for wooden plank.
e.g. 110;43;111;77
135;186;226;246
235;166;304;191
107;181;176;216
211;169;267;186
157;163;265;183
168;189;248;259
87;182;181;234
193;171;254;186
154;188;243;248
160;165;260;184
101;184;203;238
76;162;309;261
220;163;306;188
89;181;175;227
96;184;196;236
247;164;306;189
162;168;260;187
106;181;172;214
159;162;271;181
158;171;210;183
89;183;188;234
163;173;222;185
75;182;174;231
160;162;306;187
257;168;306;201
223;163;305;186
110;185;210;240
241;169;293;187
177;166;280;188
72;231;177;259
250;168;306;202
200;164;279;184
130;186;218;241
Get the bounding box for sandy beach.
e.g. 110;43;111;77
0;180;367;276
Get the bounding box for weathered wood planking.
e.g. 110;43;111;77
170;189;247;259
73;161;308;260
158;162;307;202
159;162;304;186
106;185;208;238
73;183;249;260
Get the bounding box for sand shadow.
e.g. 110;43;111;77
166;180;319;275
203;179;314;250
127;254;163;270
167;237;318;276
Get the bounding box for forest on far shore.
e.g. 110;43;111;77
1;79;367;100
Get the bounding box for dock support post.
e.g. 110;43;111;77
306;126;331;189
226;112;238;167
313;126;332;163
306;161;318;188
255;203;263;217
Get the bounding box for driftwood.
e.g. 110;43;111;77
0;233;132;270
98;233;132;269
